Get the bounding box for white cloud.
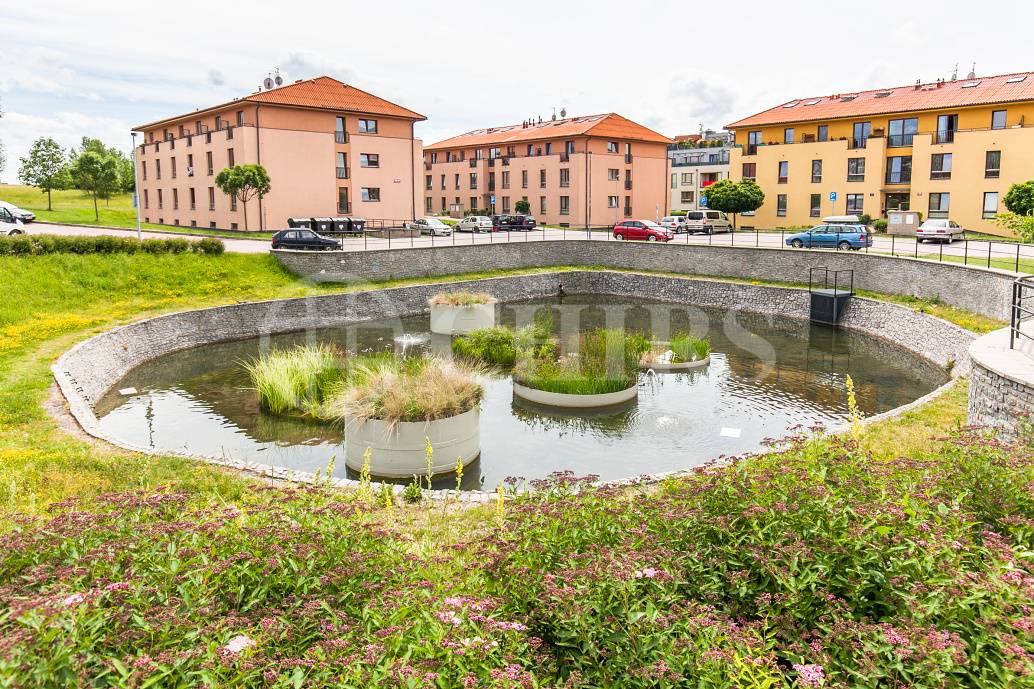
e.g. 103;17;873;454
0;110;132;182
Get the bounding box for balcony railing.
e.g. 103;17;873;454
336;166;350;179
935;130;956;144
502;157;510;166
190;203;196;211
424;162;432;171
885;174;912;184
624;180;632;190
624;153;632;164
469;159;477;168
848;137;867;150
930;170;951;180
986;167;1001;179
487;158;496;167
560;152;570;163
560;208;570;215
744;144;758;156
887;133;915;147
623;207;632;217
338;203;351;214
335;131;348;144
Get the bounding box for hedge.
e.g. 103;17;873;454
0;235;225;256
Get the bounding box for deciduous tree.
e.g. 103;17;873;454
18;137;67;210
214;164;271;231
69;151;120;221
700;179;764;228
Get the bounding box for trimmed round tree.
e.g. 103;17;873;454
214;164;271;231
1004;180;1034;217
701;179;764;228
514;198;531;214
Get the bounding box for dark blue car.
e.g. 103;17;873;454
784;224;873;250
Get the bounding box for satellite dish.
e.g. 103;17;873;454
274;74;283;86
263;77;274;90
560;107;567;118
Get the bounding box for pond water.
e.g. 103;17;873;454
95;295;949;489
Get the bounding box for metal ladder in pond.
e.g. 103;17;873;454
809;267;854;328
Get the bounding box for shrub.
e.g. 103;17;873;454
0;234;224;256
514;328;648;394
858;213;873;226
452;325;557;368
243;344;344;416
428;291;496;307
874;218;889;232
327;355;483;425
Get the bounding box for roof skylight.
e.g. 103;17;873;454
783;101;800;108
803;99;821;106
1006;76;1027;83
961;81;981;88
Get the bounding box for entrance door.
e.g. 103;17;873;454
885;193;910;213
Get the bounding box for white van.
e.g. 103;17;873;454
0;206;24;235
684;210;732;234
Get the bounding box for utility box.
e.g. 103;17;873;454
287;217;312;229
311;217;333;234
809;267;854;328
887;210;920;237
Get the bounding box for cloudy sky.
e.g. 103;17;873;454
0;0;1029;182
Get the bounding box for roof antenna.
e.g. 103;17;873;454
951;63;958;81
551;107;557;121
967;62;976;80
274;67;283;87
560;107;566;118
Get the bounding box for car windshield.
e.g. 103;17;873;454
642;221;663;229
426;219;446;227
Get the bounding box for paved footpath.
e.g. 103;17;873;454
26;222;269;254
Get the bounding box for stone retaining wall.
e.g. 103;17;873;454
53;269;975;498
273;241;1017;320
968;327;1034;440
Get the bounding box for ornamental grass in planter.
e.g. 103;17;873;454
513;328;649;396
429;291;498;335
243;344;344;417
452;324;558;368
427;291;497;307
640;334;711;368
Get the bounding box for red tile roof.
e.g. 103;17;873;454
726;71;1034;129
672;134;702;143
425;113;671;151
135;76;424;130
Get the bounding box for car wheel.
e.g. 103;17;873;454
790;239;804;248
838;240;852;251
647;235;657;242
9;229;22;235
615;233;624;241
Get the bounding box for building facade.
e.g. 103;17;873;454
667;146;731;212
422;114;671;227
726;71;1034;235
133;76;425;231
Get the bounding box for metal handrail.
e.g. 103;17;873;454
1010;275;1034;349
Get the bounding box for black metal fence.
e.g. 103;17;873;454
1011;276;1034;350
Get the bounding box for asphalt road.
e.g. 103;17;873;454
21;222;1034;271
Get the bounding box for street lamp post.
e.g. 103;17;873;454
130;131;142;241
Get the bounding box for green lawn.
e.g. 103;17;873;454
0;184;272;240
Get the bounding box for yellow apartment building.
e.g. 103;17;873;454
726;71;1034;235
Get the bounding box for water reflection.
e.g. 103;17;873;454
95;296;948;488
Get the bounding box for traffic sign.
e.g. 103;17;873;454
829;191;838;202
490;195;496;204
700;195;708;207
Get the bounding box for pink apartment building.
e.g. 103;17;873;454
133;76;426;231
423;114;672;227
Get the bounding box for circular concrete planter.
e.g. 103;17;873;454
640;355;710;372
430;303;496;335
512;381;638;408
345;408;480;478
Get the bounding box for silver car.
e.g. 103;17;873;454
455;215;493;233
406;217;452;236
917;219;965;243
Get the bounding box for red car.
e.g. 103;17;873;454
613;219;674;242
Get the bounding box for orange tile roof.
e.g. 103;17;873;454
726;71;1034;129
425;113;671;151
672;134;702;143
135;76;424;130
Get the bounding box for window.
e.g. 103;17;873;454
991;110;1007;130
935;114;957;143
335;117;346;143
206;152;214;175
742;163;756;181
540;169;546;188
784;128;794;144
358;119;378;134
189;188;196;210
521;170;528;188
215;116;222;131
230;195;237;212
336;152;349;178
208;187;215;211
440;174;445;189
361;187;380;202
157;189;163;209
776;194;787;216
671;173;677;189
985;150;1001;178
172;188;179;210
608;195;618;208
811;159;822;183
565;141;574;154
681;191;695;204
930;153;952;180
430;152;438;164
143;189;149;209
502;196;510;213
425;174;432;190
847;157;865;182
539;196;547;214
852;121;871;149
141;161;147;181
746;130;762;154
469;173;477;189
338;188;350;214
846;194;864;214
928;192;950;218
360;153;379;168
502;170;510;189
777;161;788;183
559;168;570;187
888;117;918;146
227;149;235;167
817;125;828;142
426;197;433;212
156;159;162;179
681;173;693;185
545;143;553;155
186;154;193;176
526;144;533;156
607;141;618;153
560;196;570;215
236;110;244;127
489;147;500;159
608;168;620;181
470;196;478;210
810;193;821;217
983;192;999;219
624;196;631;215
885;156;912;184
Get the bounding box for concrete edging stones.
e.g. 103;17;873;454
53;266;980;501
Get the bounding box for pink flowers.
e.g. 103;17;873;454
222;634;255;655
435;610;463;626
60;592;85;607
792;663;825;687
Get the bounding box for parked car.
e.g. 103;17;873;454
270;228;341;251
660;216;687;233
683;210;731;234
406;217;452;236
784;224;873;250
499;214;538;231
456;215;493;233
917;219;965;243
0;206;25;235
613;219;673;242
0;201;35;223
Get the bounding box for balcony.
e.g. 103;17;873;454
887;133;915;147
623;206;632;217
624;180;632;190
338;203;351;214
487;158;496;167
336;167;350;179
935;130;956;144
848;137;867;150
335;131;348;144
469;159;477;168
744;144;758;156
501;157;510;166
624;153;632;164
424;162;432;171
560;152;570;163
